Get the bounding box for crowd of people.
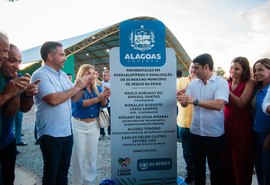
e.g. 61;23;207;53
177;54;270;185
0;31;270;185
0;34;111;185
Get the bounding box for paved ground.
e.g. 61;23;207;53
14;107;258;185
14;167;38;185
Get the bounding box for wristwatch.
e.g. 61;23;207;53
193;99;199;106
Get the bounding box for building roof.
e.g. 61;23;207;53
22;16;191;75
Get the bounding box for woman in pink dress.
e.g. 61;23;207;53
222;57;256;185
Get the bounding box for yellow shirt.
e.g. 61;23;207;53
177;77;193;128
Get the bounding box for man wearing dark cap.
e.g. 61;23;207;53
178;53;229;185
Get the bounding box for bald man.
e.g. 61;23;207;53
0;44;38;185
0;30;9;185
0;32;9;66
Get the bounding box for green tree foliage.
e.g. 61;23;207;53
19;62;42;76
215;67;226;77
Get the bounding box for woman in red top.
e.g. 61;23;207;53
222;57;256;185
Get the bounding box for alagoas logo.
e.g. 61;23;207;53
137;158;172;171
130;25;155;52
120;20;165;67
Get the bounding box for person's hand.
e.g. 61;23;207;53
263;133;270;151
177;93;194;107
179;94;194;104
103;86;111;99
177;87;187;95
24;80;40;97
16;73;31;92
2;79;21;97
98;86;111;101
176;89;184;99
74;75;91;90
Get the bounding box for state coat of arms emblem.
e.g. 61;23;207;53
129;25;155;52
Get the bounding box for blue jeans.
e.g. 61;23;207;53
12;111;23;143
178;127;195;178
255;132;270;185
39;135;73;185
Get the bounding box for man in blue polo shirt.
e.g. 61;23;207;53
31;41;90;185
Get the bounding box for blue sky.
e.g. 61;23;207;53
1;0;269;74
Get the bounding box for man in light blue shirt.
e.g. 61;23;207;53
31;41;90;185
178;53;229;185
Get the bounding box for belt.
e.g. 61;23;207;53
73;117;96;123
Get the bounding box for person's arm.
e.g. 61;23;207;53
177;92;188;108
81;96;108;108
263;133;270;151
43;86;82;106
179;94;225;111
262;86;270;115
100;99;109;107
82;87;110;108
19;79;40;112
178;78;228;111
199;78;229;111
177;80;190;108
266;105;270;115
3;95;20;118
1;75;30;117
41;75;89;106
229;80;256;108
71;75;91;102
20;94;33;112
100;86;110;107
194;99;225;111
0;79;21;107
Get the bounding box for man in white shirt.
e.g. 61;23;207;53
262;86;270;115
178;53;229;185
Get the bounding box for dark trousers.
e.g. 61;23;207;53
100;107;111;136
179;127;195;178
191;133;224;185
0;163;3;185
255;132;270;185
39;135;73;185
0;139;17;185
